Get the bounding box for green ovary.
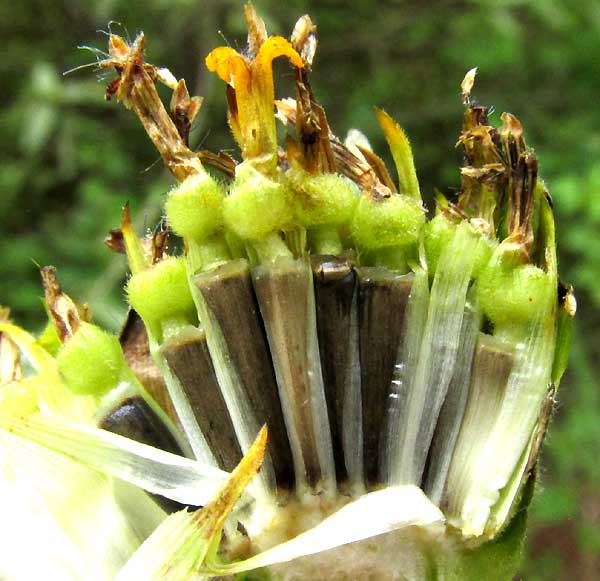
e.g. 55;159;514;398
165;172;225;242
477;257;553;331
126;257;196;336
57;322;125;396
224;165;293;241
351;194;425;252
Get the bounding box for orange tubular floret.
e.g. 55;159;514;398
206;37;303;174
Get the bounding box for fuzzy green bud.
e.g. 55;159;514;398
351;194;425;251
425;214;495;276
477;243;553;330
472;234;495;279
165;173;225;241
224;163;293;240
289;169;358;228
57;322;125;396
126;257;196;334
424;213;454;273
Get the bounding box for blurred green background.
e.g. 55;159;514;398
1;1;599;577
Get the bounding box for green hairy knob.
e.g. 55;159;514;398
223;164;293;241
126;257;196;331
165;172;225;241
424;213;455;273
290;170;358;228
425;214;495;276
477;247;553;329
351;194;425;251
57;322;126;396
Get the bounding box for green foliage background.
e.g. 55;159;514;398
1;1;598;577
